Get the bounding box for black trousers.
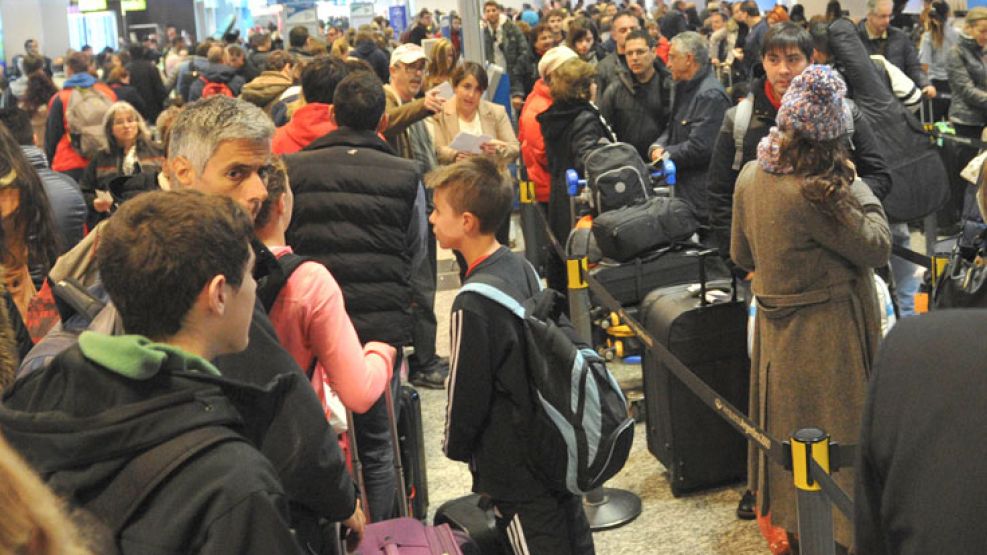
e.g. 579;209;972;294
492;491;595;555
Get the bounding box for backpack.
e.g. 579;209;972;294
66;86;113;159
77;426;244;555
257;252;313;313
582;142;653;213
199;75;233;98
457;276;635;495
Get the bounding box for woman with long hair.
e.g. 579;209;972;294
731;65;891;553
0;124;60;318
566;23;606;65
78;101;164;228
13;55;58;148
920;1;957;121
425;38;458;91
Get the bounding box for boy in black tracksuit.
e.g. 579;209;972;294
429;157;595;555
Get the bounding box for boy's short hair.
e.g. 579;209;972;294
426;157;513;234
98;190;254;340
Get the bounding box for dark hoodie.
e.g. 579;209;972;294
0;333;305;554
351;40;390;83
536;101;616;292
187;62;246;102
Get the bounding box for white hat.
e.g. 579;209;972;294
390;43;428;67
538;45;579;79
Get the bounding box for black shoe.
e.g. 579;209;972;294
736;490;756;520
409;368;446;389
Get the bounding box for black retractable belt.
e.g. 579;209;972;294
891;243;934;269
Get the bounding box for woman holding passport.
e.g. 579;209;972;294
432;62;518;167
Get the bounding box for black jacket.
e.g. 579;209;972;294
857;19;930;88
188;63;246;102
108;83;147;120
653;64;730;221
946;34;987;126
285;128;419;346
0;343;306;555
445;246;549;501
856;311;987;555
352;41;390;83
830;17;947;222
707;77;892;259
598;60;671;160
595;50;627;100
21;145;86;257
125;60;167;123
537;101;616;290
660;9;689;39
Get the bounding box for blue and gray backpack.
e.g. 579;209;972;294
458;276;635;495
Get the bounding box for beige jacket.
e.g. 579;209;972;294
432;98;519;165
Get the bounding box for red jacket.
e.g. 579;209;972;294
518;79;553;203
50;82;117;173
655;37;670;64
272;102;337;155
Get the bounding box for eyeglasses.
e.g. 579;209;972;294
399;62;427;74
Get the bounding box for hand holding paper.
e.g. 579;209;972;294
448;132;494;155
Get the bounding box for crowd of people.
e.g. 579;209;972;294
0;0;985;553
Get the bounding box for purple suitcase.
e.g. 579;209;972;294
356;517;465;555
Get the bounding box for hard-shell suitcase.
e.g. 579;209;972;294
398;385;429;520
433;494;505;555
639;251;750;496
590;245;731;307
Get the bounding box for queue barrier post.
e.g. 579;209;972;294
791;428;837;555
566;244;642;529
518;178;544;272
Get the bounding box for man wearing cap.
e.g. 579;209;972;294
599;29;671;160
519;45;578;206
382;43;449;389
408;9;433;46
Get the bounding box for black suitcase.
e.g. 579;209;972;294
397;385;429;520
639;252;750;496
590;245;731;307
433;494;504;555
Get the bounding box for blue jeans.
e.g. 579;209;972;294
890;223;919;317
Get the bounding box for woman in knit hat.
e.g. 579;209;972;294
730;65;892;553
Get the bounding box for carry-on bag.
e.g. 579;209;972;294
591;195;698;262
433;494;505;555
589;245;731;307
582;141;652;213
640;250;750;496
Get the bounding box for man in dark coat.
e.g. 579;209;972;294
483;1;531;113
351;26;390;83
649;31;730;222
599;30;670;160
708;23;892;265
858;0;934;96
856;310;987;554
408;9;433;46
595;11;641;97
126;45;167;123
286;72;425;522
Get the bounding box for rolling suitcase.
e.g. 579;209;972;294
433;494;504;555
397;385;429;520
640;251;750;496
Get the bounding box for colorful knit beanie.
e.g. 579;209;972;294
758;64;847;174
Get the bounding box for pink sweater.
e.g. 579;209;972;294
268;246;394;414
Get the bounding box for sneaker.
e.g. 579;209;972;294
736;490;756;520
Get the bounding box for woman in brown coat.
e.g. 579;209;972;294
731;65;891;551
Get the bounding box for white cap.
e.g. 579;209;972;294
390;43;428;67
538;45;579;79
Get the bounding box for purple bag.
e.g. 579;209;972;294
356;518;470;555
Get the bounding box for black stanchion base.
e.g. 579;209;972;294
583;488;642;531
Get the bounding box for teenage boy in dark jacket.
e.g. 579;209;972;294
0;190;317;554
433;157;594;555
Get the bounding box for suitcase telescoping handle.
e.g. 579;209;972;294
693;249;738;306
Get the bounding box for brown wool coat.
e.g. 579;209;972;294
0;266;18;390
730;162;891;546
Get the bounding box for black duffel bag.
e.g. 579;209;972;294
933;231;987;309
592;196;697;262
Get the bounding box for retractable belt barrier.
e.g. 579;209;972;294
522;190;858;539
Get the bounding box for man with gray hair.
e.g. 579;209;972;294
650;31;730;223
858;0;934;97
168;96;366;550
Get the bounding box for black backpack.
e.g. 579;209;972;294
582;142;653;214
456;276;635;494
256;252;313;313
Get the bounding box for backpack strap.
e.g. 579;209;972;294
257;252;314;313
457;279;526;320
84;426;243;536
732;94;754;171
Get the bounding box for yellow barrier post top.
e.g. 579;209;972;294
791;428;830;492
